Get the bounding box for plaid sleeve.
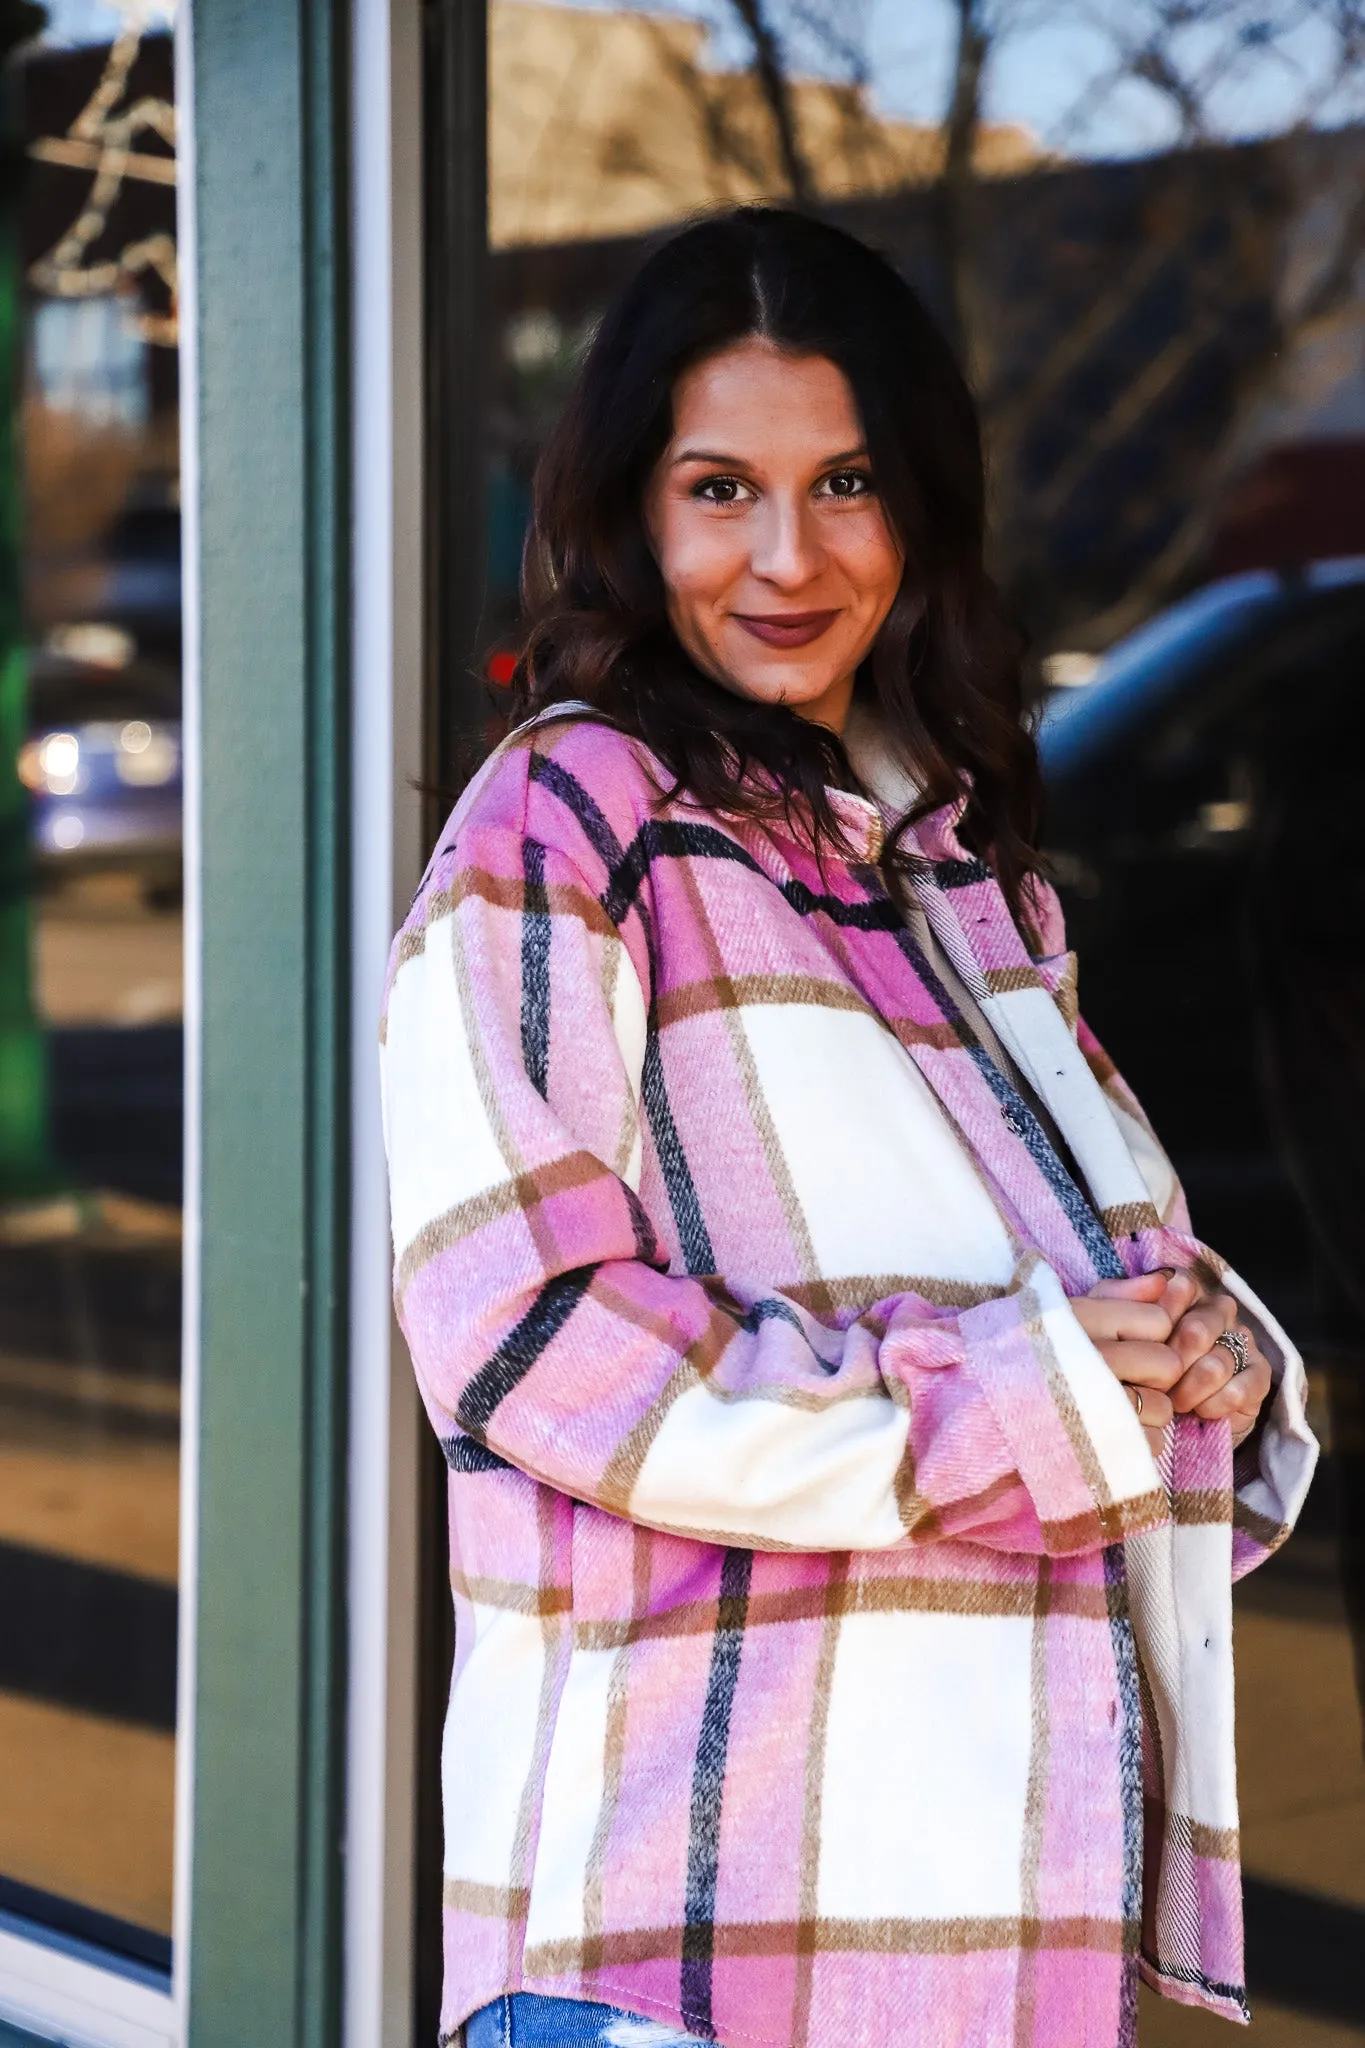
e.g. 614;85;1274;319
382;822;1171;1556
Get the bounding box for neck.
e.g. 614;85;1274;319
790;669;856;736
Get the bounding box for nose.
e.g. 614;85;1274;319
749;490;826;590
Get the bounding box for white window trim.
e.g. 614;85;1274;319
345;0;427;2043
0;1932;175;2048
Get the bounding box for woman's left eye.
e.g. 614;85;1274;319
820;470;873;500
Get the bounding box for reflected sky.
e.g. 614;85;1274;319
493;0;1365;161
39;0;174;49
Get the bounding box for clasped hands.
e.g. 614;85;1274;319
1071;1269;1272;1455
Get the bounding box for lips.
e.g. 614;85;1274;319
732;609;840;648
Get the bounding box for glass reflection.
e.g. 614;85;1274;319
1;5;179;1973
1038;575;1365;2043
480;6;1365;2041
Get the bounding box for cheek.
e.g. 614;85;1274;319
654;505;745;606
834;515;904;608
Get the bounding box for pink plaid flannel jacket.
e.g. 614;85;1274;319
381;711;1317;2048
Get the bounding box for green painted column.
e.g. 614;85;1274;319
188;1;351;2043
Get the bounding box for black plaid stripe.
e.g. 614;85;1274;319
456;1267;597;1442
642;1026;716;1275
881;875;1126;1282
442;1433;514;1475
681;1546;753;2037
521;839;552;1097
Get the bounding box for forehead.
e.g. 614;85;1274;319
669;340;862;455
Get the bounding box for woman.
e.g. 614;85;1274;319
383;210;1317;2048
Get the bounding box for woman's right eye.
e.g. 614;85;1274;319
693;475;752;504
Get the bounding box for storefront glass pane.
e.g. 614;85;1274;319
481;6;1365;2040
1;3;179;1975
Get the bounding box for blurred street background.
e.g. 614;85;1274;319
3;0;1365;2034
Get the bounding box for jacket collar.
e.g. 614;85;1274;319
836;700;972;870
520;697;977;870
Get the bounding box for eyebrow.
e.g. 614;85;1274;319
670;444;870;469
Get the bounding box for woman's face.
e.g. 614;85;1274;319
645;338;905;735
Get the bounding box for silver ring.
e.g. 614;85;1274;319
1213;1327;1252;1375
1130;1387;1144;1418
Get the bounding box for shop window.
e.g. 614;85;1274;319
1;6;181;1989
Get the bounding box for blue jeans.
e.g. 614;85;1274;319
465;1993;709;2048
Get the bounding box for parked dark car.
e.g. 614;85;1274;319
1039;559;1365;1341
1040;560;1365;1719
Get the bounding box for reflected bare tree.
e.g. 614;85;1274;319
1019;0;1365;639
727;0;816;200
722;0;1365;642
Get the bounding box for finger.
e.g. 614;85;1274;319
1193;1356;1272;1427
1074;1298;1175;1344
1170;1316;1259;1408
1192;1350;1269;1419
1122;1382;1173;1430
1086;1272;1171;1304
1096;1339;1184;1391
1157;1268;1204;1327
1168;1344;1236;1414
1144;1423;1170;1455
1170;1293;1238;1370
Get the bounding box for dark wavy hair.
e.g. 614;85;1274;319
511;206;1042;925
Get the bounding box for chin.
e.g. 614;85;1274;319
730;667;842;712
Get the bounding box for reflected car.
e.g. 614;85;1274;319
1038;557;1365;1338
15;630;184;1203
19;716;182;861
19;620;182;895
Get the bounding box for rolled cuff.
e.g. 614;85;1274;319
1219;1264;1319;1578
958;1255;1170;1555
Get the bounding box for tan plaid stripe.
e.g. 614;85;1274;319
452;1570;1119;1640
521;1914;1131;1974
395;1149;615;1296
792;1555;849;2048
1013;1559;1055;2044
443;1878;530;1918
656;973;875;1030
1040;1489;1170;1552
984;964;1045;995
1233;1497;1289;1548
1172;1488;1235;1526
784;1273;1002;1313
1101;1200;1163;1240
